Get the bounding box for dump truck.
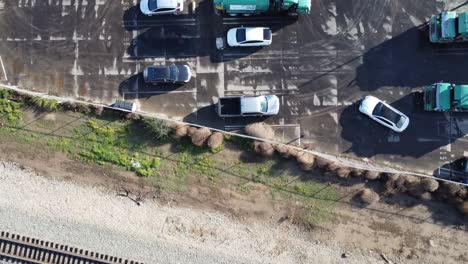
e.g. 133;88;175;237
216;95;280;117
429;11;468;43
423;82;468;111
214;0;310;16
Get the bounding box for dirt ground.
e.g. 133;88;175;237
0;139;467;264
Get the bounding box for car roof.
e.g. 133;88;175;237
146;66;172;79
155;0;178;8
373;103;402;125
244;27;269;41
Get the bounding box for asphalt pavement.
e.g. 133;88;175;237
0;0;467;176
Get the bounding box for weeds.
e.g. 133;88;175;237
140;117;171;141
0;89;23;126
28;97;60;111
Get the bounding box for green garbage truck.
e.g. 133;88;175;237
429;11;468;43
424;82;468;111
214;0;311;16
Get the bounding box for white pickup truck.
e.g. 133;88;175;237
216;95;280;117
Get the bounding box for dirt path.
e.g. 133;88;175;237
0;135;467;263
0;160;384;264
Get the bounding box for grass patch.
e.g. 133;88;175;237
0;103;341;226
0;88;23;126
27;96;60;111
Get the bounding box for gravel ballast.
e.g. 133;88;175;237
0;161;380;264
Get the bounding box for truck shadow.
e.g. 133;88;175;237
339;92;464;158
433;157;468;183
353;25;468;91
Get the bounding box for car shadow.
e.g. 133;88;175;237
118;73;186;100
338;92;464;158
183;102;272;130
123;0;298;63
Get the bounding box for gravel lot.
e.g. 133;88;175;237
0;161;383;264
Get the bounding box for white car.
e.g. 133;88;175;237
359;96;410;132
227;27;272;47
140;0;183;16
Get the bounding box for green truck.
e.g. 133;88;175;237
429;11;468;43
424;82;468;111
214;0;311;16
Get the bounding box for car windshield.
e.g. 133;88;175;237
372;102;403;127
148;0;158;11
169;66;178;81
260;96;268;112
263;29;271;40
236;29;246;42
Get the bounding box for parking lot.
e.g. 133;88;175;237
0;0;467;177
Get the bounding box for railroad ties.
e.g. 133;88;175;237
0;231;142;264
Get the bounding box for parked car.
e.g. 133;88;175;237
217;95;279;117
143;64;191;84
359;96;410;132
140;0;183;16
227;27;272;47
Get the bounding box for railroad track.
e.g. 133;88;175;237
0;231;142;264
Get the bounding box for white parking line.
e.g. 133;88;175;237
123;90;196;100
0;55;7;81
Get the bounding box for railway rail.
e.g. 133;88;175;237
0;231;142;264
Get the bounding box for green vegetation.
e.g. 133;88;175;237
140;117;171;141
0;96;340;225
0;88;23;125
28;96;60;111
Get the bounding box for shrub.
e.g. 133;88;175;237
419;178;439;192
457;201;468;215
350;168;365;177
274;144;295;158
187;126;198;136
296;152;315;171
245;122;275;140
28;96;60;111
207;132;224;149
62;101;91;113
336;167;351;178
191;128;212;146
0;88;11;99
356;188;380;206
253;141;275;157
141;117;171;140
363;170;380;180
315;156;329;169
174;125;189;139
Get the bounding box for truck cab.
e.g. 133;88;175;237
429;11;468;43
424;82;468;111
214;0;310;16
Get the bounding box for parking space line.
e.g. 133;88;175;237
0;55;7;81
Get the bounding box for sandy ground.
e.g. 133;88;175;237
0;161;383;264
0;149;467;264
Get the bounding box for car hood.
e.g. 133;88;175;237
140;0;151;14
175;65;191;82
227;28;237;46
359;96;380;115
265;95;279;115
